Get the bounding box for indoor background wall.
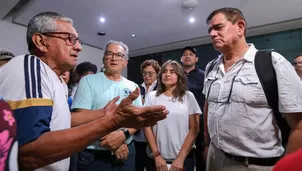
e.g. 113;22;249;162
128;28;302;84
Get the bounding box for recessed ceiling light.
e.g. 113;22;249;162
189;17;195;23
97;32;106;36
99;17;105;23
131;34;136;37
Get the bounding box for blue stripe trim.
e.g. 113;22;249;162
30;56;37;98
13;106;52;146
24;54;31;98
36;58;42;98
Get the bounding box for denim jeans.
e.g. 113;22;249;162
68;153;79;171
78;141;135;171
134;141;153;171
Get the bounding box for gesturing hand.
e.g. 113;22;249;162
105;88;169;129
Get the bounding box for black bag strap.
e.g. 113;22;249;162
205;57;219;77
254;50;278;114
254;50;290;145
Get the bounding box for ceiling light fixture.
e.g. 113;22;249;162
182;0;199;9
97;32;106;36
189;17;195;23
99;17;105;23
131;34;136;37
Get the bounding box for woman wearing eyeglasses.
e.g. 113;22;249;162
144;60;201;171
134;59;161;171
139;59;161;104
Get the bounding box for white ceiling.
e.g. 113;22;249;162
11;0;302;57
0;0;19;19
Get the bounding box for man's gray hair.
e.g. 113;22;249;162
27;11;73;51
104;40;129;60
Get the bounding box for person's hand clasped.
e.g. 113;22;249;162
114;144;129;161
100;130;125;151
155;156;168;171
169;157;184;171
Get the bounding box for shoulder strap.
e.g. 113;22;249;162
254;50;290;146
205;58;218;77
254;50;278;112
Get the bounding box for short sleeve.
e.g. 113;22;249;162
71;76;93;110
272;52;302;113
1;55;53;146
187;91;202;115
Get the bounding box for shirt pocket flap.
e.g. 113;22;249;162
236;77;258;85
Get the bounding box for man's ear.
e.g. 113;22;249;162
32;33;48;52
237;20;246;37
180;56;184;63
123;59;128;67
195;56;199;63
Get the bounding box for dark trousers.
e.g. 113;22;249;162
134;141;153;171
195;116;206;171
69;153;79;171
146;151;195;171
77;141;135;171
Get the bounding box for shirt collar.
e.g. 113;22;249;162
185;66;199;74
216;43;257;63
141;80;157;93
243;44;257;62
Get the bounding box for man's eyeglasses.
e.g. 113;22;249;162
41;32;82;46
104;51;125;60
142;71;156;77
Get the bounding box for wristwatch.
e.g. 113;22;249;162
122;128;130;139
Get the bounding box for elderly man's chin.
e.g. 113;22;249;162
69;57;78;66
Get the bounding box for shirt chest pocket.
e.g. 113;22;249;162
204;77;220;102
232;76;266;105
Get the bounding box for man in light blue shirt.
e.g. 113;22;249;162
72;40;141;171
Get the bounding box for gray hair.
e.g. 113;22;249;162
27;11;73;51
103;40;129;60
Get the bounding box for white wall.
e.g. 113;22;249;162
0;20;105;73
0;20;27;55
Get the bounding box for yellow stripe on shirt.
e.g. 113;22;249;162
8;98;53;110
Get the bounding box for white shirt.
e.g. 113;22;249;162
144;91;201;161
203;44;302;157
0;55;71;171
142;80;157;95
134;80;157;142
